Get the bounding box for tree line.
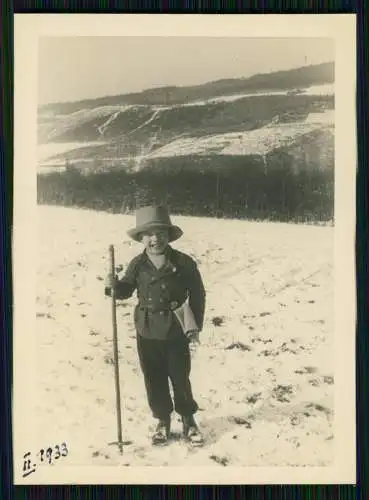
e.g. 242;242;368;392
37;153;334;224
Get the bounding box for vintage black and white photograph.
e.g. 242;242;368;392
13;15;356;484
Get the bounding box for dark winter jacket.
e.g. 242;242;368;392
105;246;206;340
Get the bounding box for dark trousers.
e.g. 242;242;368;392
136;332;198;420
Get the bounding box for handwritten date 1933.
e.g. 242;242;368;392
22;443;69;477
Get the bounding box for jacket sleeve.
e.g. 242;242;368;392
104;257;138;300
187;259;206;331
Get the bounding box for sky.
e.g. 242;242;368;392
38;37;334;105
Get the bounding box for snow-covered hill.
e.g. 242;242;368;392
37;64;334;173
37;63;335;224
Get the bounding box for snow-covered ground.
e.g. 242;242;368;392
37;83;335;159
302;84;335;96
35;205;334;467
39;106;134;142
38;142;107;162
148;113;333;159
37;108;334;172
181;83;334;106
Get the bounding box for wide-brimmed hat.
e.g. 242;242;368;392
127;205;183;242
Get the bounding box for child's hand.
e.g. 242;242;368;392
105;273;116;288
187;330;200;356
186;330;200;344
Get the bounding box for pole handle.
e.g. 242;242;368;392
109;244;115;281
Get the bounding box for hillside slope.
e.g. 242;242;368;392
39;62;334;114
37;63;335;223
38;63;334;166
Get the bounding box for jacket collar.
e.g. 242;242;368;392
141;245;178;274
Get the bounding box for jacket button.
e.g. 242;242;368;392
161;284;166;289
148;297;152;302
160;311;164;315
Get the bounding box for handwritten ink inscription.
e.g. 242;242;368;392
22;442;68;477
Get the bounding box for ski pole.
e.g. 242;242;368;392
108;244;124;454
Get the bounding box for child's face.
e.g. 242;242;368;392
141;228;170;255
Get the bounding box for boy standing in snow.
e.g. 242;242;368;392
105;205;206;446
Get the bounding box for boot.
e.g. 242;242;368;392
151;417;171;445
182;415;204;446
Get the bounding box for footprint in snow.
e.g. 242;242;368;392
308;378;320;387
272;385;294;403
258;349;279;357
209;454;229;466
323;375;334;385
36;312;54;319
245;393;262;404
252;337;272;344
305;402;332;417
225;342;251;352
230;417;252;428
212;316;225;327
295;366;318;375
290;414;302;426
